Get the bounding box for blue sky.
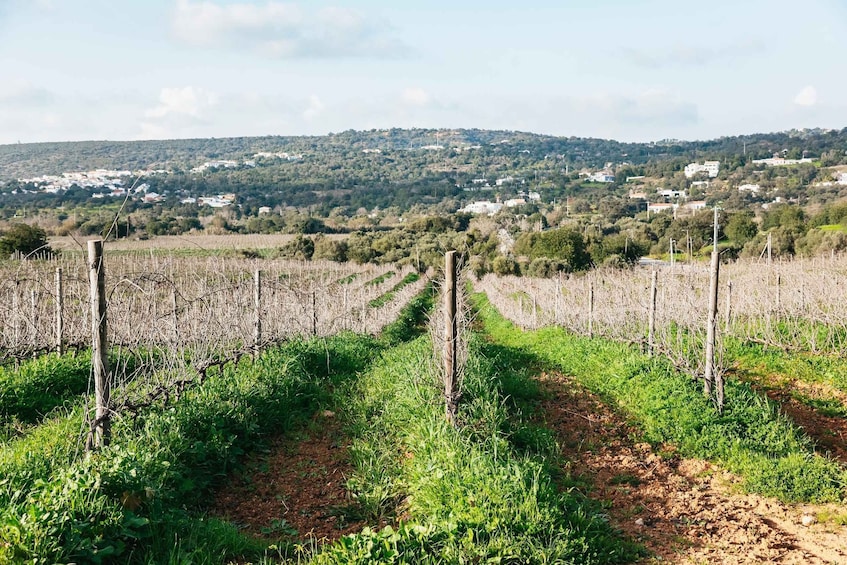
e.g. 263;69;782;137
0;0;845;144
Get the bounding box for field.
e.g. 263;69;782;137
48;234;349;253
0;247;846;563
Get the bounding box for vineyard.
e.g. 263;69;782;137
1;247;846;563
477;254;847;378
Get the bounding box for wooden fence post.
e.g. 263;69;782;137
312;289;318;337
648;270;657;355
588;281;595;338
88;240;110;449
253;269;262;355
171;285;179;343
29;289;37;344
704;208;722;411
12;281;19;349
55;267;63;354
444;251;458;424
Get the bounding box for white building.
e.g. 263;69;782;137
459;201;504;215
684;161;720;179
587;171;615;183
752;155;814;167
684;200;707;211
837;172;847;186
648;202;677;214
658;188;686;199
738;183;761;193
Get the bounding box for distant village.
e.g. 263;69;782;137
5;151;303;208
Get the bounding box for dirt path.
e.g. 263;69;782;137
208;411;369;544
538;371;847;564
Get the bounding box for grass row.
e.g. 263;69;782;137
368;272;421;308
0;337;374;563
307;330;641;562
0;287;436;564
476;293;847;504
727;339;847;416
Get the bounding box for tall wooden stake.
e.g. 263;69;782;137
170;285;179;343
648;270;657;355
253;269;262;356
444;251;458;424
55;267;63;354
311;290;318;336
88;240;110;448
704;208;722;411
588;281;595;338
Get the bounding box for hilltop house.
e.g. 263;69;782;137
684;161;720;179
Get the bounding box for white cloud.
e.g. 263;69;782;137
302;94;324;120
401;87;431;107
171;0;408;58
624;40;765;69
138;86;219;139
794;85;818;107
144;86;218;119
0;79;54;106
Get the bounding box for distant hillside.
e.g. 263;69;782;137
2;127;845;180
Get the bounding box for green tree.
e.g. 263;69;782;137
513;228;591;271
724;211;758;245
0;223;51;258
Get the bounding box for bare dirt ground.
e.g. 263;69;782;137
206;371;847;563
538;371;847;565
209;412;369;545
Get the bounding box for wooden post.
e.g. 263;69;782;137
311;289;318;337
55;267;63;354
444;251;458;424
724;280;732;334
704;208;722;410
170;285;179;343
588;281;595;338
253;269;261;355
12;281;19;349
30;289;37;344
88;240;110;449
648;270;657;355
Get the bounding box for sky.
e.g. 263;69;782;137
0;0;845;144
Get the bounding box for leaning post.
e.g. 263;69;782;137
88;239;111;449
704;208;723;411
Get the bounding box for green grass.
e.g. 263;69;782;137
337;273;359;284
0;336;381;564
364;271;395;286
475;293;847;504
310;331;642;562
0;352;92;426
0;285;437;564
368;272;421;308
727;339;847;394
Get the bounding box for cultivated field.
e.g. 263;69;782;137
1;249;845;564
